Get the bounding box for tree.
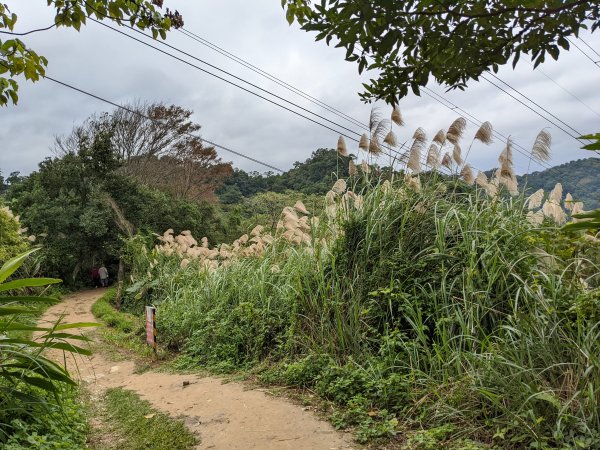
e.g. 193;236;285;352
283;1;600;104
8;123;228;284
55;101;233;202
0;1;183;106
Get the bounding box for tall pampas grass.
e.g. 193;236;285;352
384;131;398;147
532;129;551;163
426;144;441;168
474;121;494;144
441;152;452;169
433;129;446;146
446;117;467;144
460;164;474;185
391;106;404;126
348;160;358;176
359;133;369;151
452;144;463;166
337;136;348;156
527;189;545;210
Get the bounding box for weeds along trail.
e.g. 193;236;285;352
38;290;354;450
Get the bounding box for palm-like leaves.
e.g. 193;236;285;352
0;249;98;437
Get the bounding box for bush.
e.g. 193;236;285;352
126;176;600;447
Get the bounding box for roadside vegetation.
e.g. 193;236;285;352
87;387;198;450
113;113;600;448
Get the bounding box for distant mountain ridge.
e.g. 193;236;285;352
518;157;600;209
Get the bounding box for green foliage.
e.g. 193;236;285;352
7;128;227;285
0;202;27;261
0;1;181;106
218;148;351;202
0;249;97;443
134;177;600;446
282;1;599;103
580;133;600;151
94;387;198;450
519;157;600;210
3;386;88;450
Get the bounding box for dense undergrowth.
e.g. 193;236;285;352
122;175;600;449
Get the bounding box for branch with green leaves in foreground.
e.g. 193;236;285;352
0;248;98;440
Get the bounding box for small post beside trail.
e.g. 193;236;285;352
145;306;157;355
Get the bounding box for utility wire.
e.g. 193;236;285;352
567;37;600;66
90;18;363;140
526;61;600;119
481;74;581;141
421;87;552;170
43;75;287;173
178;27;369;132
578;37;600;59
486;73;584;138
88;18;443;171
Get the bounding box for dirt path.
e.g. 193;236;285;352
37;290;354;450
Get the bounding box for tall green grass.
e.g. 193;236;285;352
126;177;600;448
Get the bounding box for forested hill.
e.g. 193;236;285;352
217;148;351;203
518;157;600;209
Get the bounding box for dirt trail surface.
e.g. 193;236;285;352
37;290;355;450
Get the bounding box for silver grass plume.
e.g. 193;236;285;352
413;127;427;143
348;160;358;176
452;144;463;165
391;106;404;126
384;131;398;147
433;129;446;146
564;192;574;210
549;183;563;204
527;189;545;210
408;130;426;173
499;138;514;167
359;133;369;151
369;108;382;132
426;143;441;168
360;160;370;173
446;117;467;144
441;152;452;168
368;137;382;155
532;129;551;162
461;164;474;185
407;146;422;173
475;171;488;188
474;121;493;145
337;136;348;156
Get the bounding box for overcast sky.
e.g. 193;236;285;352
1;0;599;179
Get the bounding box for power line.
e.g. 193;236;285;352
481;74;581;141
90;18;364;140
567;37;600;67
578;37;600;59
43;75;287;173
486;73;584;138
178;28;369;132
420;87;552;170
88;18;442;170
527;62;600;119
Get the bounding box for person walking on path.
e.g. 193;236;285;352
98;265;109;287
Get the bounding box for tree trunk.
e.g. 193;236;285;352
115;258;125;310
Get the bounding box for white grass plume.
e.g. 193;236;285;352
446;117;467;144
532;129;551;162
474;121;493;145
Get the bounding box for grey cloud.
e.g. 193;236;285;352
1;0;599;178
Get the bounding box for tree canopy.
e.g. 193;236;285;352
0;0;182;105
283;1;600;104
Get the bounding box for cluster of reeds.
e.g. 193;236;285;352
131;109;600;447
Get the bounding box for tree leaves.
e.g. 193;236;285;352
282;1;600;104
1;0;182;106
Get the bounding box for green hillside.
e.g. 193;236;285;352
518;157;600;209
